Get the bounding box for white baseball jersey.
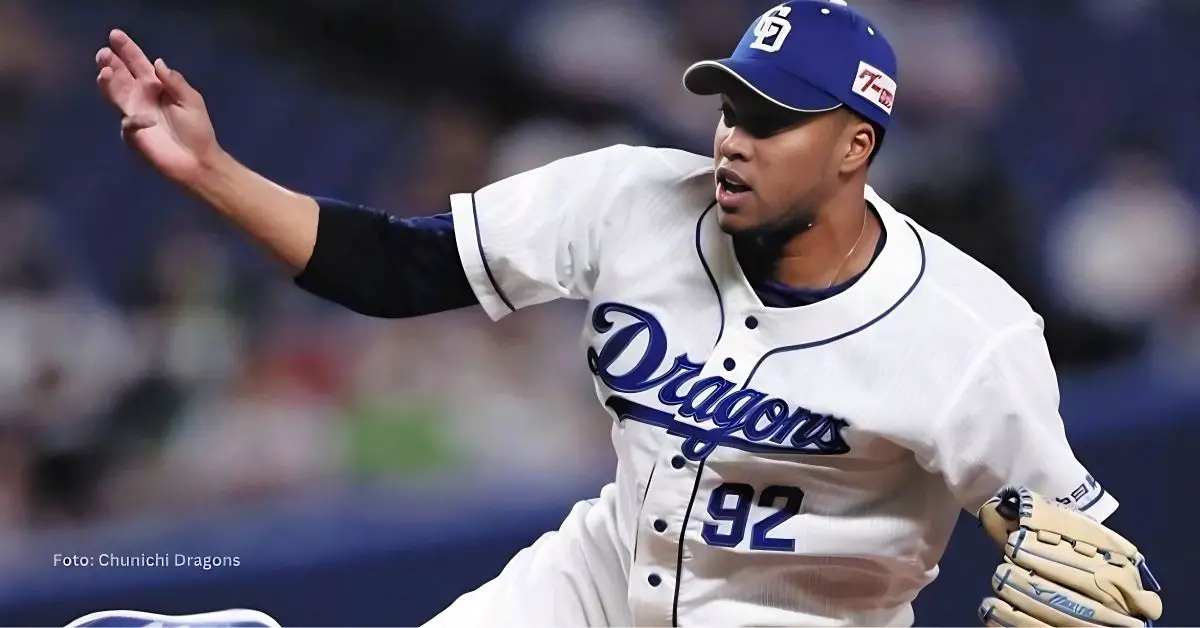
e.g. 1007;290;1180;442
446;144;1116;627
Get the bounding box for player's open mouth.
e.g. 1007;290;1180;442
715;167;752;207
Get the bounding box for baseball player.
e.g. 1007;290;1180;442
94;1;1163;626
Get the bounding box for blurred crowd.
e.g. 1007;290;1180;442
0;0;1196;544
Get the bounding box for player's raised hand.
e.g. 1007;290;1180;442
96;29;220;186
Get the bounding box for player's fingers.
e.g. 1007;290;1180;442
154;58;201;106
96;48;131;91
95;46;113;68
97;66;126;104
108;28;155;79
120;114;158;141
96;63;139;113
96;46;132;77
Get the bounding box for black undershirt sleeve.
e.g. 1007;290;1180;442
292;198;479;318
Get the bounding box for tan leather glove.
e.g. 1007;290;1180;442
977;486;1162;627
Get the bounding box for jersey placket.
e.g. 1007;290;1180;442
627;315;763;626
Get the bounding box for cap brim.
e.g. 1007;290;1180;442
683;59;842;114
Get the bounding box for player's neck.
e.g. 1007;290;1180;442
773;184;881;290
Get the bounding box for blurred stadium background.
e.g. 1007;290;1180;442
0;0;1197;625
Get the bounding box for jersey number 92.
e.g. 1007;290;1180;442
702;483;805;551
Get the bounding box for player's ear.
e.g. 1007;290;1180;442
839;116;874;174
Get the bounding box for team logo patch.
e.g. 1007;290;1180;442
749;5;793;53
588;302;850;462
852;61;896;114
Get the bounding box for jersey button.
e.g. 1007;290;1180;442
648;573;662;587
745;316;759;329
722;357;736;370
670;455;686;469
653;519;668;532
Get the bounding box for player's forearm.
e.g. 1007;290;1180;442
189;150;319;274
183;150;477;318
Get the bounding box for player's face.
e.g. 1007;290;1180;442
711;87;858;238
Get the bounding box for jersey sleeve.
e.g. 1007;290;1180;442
450;144;644;321
925;322;1119;521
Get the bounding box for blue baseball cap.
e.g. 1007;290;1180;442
683;0;898;130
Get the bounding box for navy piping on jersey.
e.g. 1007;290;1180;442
632;461;659;563
694;201;726;344
671;201;725;627
741;223;926;389
471;192;515;313
672;458;707;627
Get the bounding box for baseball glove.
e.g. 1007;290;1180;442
977;486;1162;627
